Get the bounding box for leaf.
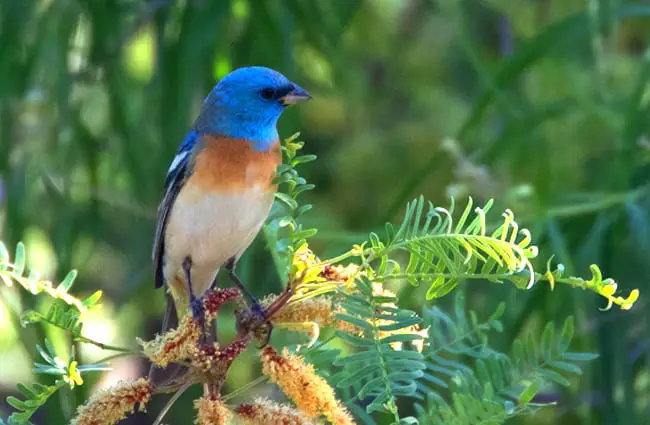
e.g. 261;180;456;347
561;352;600;362
518;380;541;404
55;270;78;293
82;290;103;308
370;197;538;300
540;322;555;360
14;243;26;276
274;192;298;210
558;316;574;353
333;277;426;419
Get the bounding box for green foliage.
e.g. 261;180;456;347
334;277;425;423
330;281;599;425
0;241;102;313
367;196;538;298
264;133;319;279
2;1;650;424
416;294;506;402
0;241;126;424
5;381;62;425
20;302;84;337
5;339;110;425
414;295;598;425
542;262;639;311
364;197;639;310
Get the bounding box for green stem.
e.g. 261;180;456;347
321;249;359;266
222;376;268;402
74;336;134;353
95;351;142;364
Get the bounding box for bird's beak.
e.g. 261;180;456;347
280;85;312;106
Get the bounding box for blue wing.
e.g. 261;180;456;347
152;130;199;288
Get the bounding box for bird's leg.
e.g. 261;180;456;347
225;257;272;345
224;257;261;310
182;257;206;339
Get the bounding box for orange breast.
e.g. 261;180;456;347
189;135;282;194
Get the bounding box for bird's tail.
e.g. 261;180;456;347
146;292;187;386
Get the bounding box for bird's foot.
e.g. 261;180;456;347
190;296;205;321
190;296;208;342
235;301;272;347
251;301;273;347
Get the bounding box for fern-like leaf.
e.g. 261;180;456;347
416;297;598;425
416;293;505;402
0;241;102;313
368;197;538;299
363;198;639;310
334;277;426;422
20;302;84;336
5;382;63;425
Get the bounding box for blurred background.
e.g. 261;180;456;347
1;0;650;424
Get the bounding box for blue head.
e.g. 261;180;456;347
193;66;311;151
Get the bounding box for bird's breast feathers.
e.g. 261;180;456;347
162;135;281;294
190;135;281;194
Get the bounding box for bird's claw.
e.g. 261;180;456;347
234;301;272;347
251;304;273;348
190;296;208;343
190;296;205;321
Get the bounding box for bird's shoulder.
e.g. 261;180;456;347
188;135;282;193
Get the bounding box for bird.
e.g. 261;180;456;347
151;66;311;339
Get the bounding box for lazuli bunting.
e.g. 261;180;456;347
152;66;311;333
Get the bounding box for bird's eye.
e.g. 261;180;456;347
260;88;276;100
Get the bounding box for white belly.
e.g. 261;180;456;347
164;187;274;296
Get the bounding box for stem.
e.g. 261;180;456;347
374;271;523;283
320;249;359;266
153;380;193;425
95;351;143;364
74;336;134;353
221;376;268;402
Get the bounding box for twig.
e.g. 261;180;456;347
221;376;268;402
152;380;193;425
75;335;134;353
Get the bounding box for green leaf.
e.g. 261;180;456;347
274;192;298;210
6;397;29;411
292;228;318;240
558;316;574;353
55;270;77;293
518;380;541;404
290;154;317;166
82;290;103;308
540;369;571;387
540;322;555;360
561;352;599;361
14;243;26;276
548;360;582;375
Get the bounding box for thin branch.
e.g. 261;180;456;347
152;380;193;425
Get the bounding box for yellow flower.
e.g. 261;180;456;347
292;244;326;286
70;378;152;425
64;360;84;389
195;396;232;425
620;289;640;311
261;347;354;425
